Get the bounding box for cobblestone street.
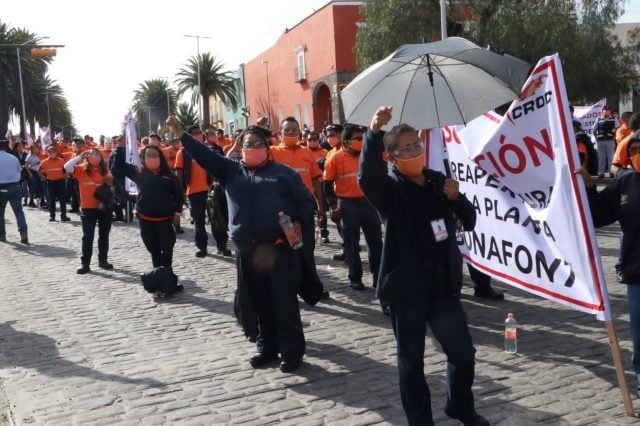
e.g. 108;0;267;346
1;206;639;425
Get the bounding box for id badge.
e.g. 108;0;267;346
430;218;448;242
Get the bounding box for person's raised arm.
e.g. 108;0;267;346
111;138;140;182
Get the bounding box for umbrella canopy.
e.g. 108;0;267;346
341;37;531;130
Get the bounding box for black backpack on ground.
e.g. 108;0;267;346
140;266;183;297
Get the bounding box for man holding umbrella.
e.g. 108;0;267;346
359;106;488;426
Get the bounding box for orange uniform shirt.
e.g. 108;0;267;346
613;132;633;168
577;140;588;170
163;146;180;169
271;145;322;193
308;147;327;163
616;124;632;147
39;157;66;181
175;149;209;195
71;166;109;209
217;137;233;149
323;149;363;198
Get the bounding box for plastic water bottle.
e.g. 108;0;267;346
278;211;303;249
504;313;517;353
315;226;322;243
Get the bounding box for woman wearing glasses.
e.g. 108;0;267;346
166;117;314;374
111;142;184;272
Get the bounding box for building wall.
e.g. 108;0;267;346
243;1;362;132
223;65;248;136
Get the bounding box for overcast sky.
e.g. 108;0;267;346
4;0;640;136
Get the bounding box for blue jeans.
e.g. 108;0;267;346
0;183;28;237
390;292;476;425
338;197;382;283
627;284;640;397
597;140;614;175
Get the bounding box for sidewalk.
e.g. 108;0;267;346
0;206;638;425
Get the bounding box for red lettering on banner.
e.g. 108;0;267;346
443;126;461;144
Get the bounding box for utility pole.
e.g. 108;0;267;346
184;34;211;125
261;60;271;130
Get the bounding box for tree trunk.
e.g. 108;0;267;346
202;91;211;128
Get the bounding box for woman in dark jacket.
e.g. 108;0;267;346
112;142;184;270
582;136;640;398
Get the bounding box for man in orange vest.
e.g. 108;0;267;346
175;126;212;257
324;124;382;292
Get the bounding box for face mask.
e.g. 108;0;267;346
88;156;102;166
349;140;363;152
282;135;299;147
146;157;161;171
394;154;425;178
242;148;268;168
308;140;320;149
48;153;57;160
631;153;640;173
327;136;340;147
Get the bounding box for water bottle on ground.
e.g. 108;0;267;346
278;211;303;249
504;312;517;353
315;226;322;243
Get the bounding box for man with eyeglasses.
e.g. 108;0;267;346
175;125;212;257
166;116;314;373
324;123;383;294
358;106;488;426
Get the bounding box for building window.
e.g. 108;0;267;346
295;45;306;82
303;103;311;129
294;104;302;124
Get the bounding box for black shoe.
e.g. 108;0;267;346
28;201;36;208
249;353;278;368
280;358;302;373
320;290;330;300
445;408;490;426
60;216;71;222
598;174;605;179
99;261;113;270
380;299;390;316
617;272;627;284
350;279;365;291
217;248;233;257
69;209;79;213
332;252;347;261
474;285;504;301
76;265;91;274
321;236;330;243
49;217;56;222
195;249;207;258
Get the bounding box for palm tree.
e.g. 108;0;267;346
175;52;237;128
30;75;72;135
175;101;199;130
132;78;176;136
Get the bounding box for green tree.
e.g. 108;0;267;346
132;78;177;136
175;101;199;130
355;0;634;103
175;52;237;128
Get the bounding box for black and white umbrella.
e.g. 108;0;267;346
341;37;530;129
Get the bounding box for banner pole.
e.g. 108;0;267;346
605;320;635;416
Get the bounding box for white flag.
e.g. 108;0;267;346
41;127;52;149
124;110;139;193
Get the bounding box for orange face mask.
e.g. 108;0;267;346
282;135;299;147
394;154;425;178
349;140;363;152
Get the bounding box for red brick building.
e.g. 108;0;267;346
243;0;362;132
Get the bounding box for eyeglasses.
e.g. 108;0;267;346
349;135;363;141
144;153;160;159
393;141;424;156
242;140;267;149
307;137;319;141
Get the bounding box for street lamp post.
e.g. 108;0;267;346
16;47;28;138
184;34;211;125
160;76;172;117
261;60;271;130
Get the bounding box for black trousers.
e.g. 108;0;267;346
208;183;229;251
139;219;176;268
66;177;79;211
80;208;112;266
46;179;67;219
189;191;208;250
236;242;305;362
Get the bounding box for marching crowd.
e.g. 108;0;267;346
1;103;640;426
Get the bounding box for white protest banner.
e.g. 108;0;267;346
41;127;52;150
5;130;15;148
449;54;610;320
124;110;139;193
573;98;606;136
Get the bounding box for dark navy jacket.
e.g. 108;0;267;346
587;171;640;283
358;130;476;302
179;132;314;245
112;147;183;218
